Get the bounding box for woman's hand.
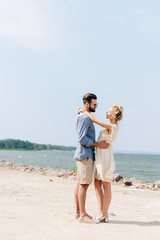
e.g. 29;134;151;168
77;107;85;114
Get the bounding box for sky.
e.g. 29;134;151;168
0;0;160;153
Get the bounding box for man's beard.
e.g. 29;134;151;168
89;105;96;112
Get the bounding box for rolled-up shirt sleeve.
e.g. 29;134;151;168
77;117;93;147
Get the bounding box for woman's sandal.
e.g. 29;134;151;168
95;215;109;223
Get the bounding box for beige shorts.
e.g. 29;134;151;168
76;158;94;185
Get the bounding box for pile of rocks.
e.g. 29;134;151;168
0;160;77;180
0;160;159;190
113;174;160;191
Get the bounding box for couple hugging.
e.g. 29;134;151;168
74;93;123;224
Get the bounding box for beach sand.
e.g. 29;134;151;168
0;167;160;240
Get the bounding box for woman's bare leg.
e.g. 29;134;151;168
94;179;103;216
102;181;111;217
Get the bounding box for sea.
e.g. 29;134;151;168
0;150;159;183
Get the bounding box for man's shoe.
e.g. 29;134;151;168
74;214;80;219
79;216;95;224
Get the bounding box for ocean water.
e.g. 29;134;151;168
0;150;159;183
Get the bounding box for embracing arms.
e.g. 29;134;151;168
77;116;109;149
78;108;112;134
91;141;109;148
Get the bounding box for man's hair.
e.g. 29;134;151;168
83;93;97;104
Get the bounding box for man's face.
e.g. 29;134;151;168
88;99;98;112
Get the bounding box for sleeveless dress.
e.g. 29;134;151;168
94;124;118;182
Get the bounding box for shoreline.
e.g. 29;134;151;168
0;150;159;183
1;148;160;155
0;149;75;152
0;160;159;191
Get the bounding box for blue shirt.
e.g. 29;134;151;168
74;113;95;161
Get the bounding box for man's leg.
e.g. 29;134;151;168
74;183;80;215
76;158;94;220
78;184;89;218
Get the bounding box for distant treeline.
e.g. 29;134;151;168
0;139;76;151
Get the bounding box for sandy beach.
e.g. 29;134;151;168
0;165;160;240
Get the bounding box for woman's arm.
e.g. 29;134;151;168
78;108;112;133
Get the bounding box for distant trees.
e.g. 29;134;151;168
0;139;76;151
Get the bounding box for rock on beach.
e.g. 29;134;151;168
0;160;160;190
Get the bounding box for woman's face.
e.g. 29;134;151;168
106;107;115;120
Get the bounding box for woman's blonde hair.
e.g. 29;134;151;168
112;104;123;121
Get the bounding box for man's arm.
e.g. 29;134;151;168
91;141;109;149
77;117;93;147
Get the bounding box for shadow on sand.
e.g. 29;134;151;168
110;220;160;226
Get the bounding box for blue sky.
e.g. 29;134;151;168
0;0;160;153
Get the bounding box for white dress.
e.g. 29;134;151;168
94;124;118;182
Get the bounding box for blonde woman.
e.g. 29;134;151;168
78;105;123;223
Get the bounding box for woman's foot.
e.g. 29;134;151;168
94;211;103;219
95;214;109;223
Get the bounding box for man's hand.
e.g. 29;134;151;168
97;141;109;149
